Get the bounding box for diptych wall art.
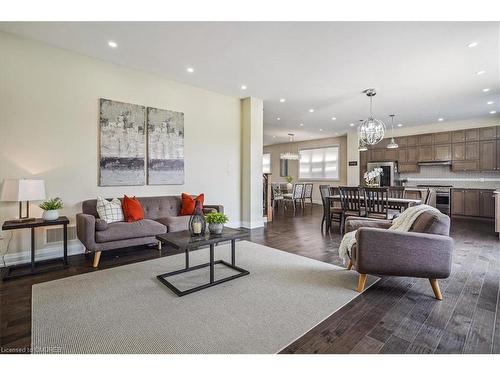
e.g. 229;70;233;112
99;99;146;186
98;99;184;186
146;107;185;185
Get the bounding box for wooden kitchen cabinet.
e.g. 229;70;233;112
479;190;495;218
452;160;479;172
407;147;418;163
434;132;451;144
465;129;480;141
464;190;480;216
479;140;496;171
434;144;451;161
451;189;465;215
396;137;407;148
384;148;398;161
497;139;500;170
418;145;433;161
452;143;465;160
399;163;419;173
466;142;479;160
397;148;407;162
371;149;385;161
480;127;497;140
452;130;465;143
418;134;433;145
406;136;418;146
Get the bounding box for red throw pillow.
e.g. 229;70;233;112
180;193;204;216
122;195;145;222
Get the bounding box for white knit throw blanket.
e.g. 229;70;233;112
338;204;440;266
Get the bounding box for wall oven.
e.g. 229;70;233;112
366;162;399;187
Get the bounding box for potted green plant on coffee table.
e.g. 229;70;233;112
39;197;63;221
205;212;229;235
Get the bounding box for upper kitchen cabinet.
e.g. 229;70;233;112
418;145;433;161
434;132;451;144
434;144;452;161
466;128;480;141
452;130;465;143
396;137;408;148
407;147;419;163
479;126;497;140
384;148;398;161
418;134;433;145
406;135;418;146
479;140;497;171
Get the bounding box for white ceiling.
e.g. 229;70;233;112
1;22;499;145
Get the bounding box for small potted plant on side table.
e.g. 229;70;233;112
39;197;63;221
205;212;229;235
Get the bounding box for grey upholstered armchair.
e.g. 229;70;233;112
344;211;453;300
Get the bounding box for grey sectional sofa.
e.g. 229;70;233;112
76;196;223;268
345;211;453;300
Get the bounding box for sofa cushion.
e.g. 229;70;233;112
123;195;145;222
95;219;166;243
180;193;204;216
155;216;190;232
95;219;108;231
409;211;450;236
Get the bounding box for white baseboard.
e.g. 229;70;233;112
3;241;85;266
240;220;265;229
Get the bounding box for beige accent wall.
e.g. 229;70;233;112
0;32;242;257
263;136;347;203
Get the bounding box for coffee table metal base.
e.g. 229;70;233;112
157;260;249;297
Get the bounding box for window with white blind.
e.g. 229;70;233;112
299;146;339;180
262;153;271;174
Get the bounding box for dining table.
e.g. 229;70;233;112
325;195;422;231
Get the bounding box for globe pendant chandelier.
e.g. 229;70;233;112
386;114;399;149
358;88;386;146
357;120;368;151
280;133;300;160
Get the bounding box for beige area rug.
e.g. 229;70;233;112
32;241;378;354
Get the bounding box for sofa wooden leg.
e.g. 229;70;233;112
157;240;162;251
357;274;367;292
347;260;353;270
93;251;102;268
429;278;443;300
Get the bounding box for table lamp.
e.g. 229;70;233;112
0;179;46;222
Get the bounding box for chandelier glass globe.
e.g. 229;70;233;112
358;89;386;146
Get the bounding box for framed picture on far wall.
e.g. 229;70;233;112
147;107;185;185
98;98;146;186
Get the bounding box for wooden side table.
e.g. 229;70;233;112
1;216;70;280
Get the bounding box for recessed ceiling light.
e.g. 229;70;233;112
334;132;339;135
279;98;286;103
487;101;494;105
397;123;403;127
319;128;323;131
490;110;497;114
108;40;118;48
483;88;491;92
276;117;280;121
467;42;479;48
309;109;314;113
299;123;304;126
186;67;194;73
349;123;355;127
438;118;444;122
475;70;486;76
331;117;337;121
240;85;247;90
272;135;276;138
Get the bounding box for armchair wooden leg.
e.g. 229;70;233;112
429;278;443;300
347;260;353;270
357;274;367;292
92;251;102;268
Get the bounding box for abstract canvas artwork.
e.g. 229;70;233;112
147;107;185;185
99;98;146;186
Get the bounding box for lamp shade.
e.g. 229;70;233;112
0;179;46;202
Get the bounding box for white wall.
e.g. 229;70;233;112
0;32;242;258
347;116;500;186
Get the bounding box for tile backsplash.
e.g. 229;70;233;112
400;165;500;189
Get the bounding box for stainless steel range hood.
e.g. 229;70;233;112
417;160;452;166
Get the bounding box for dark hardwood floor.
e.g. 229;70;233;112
1;204;499;354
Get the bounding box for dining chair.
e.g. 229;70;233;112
284;183;305;212
364;187;390;219
338;186;365;234
388;186;406;213
302;183;314;209
319;185;342;233
271;183;284;210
